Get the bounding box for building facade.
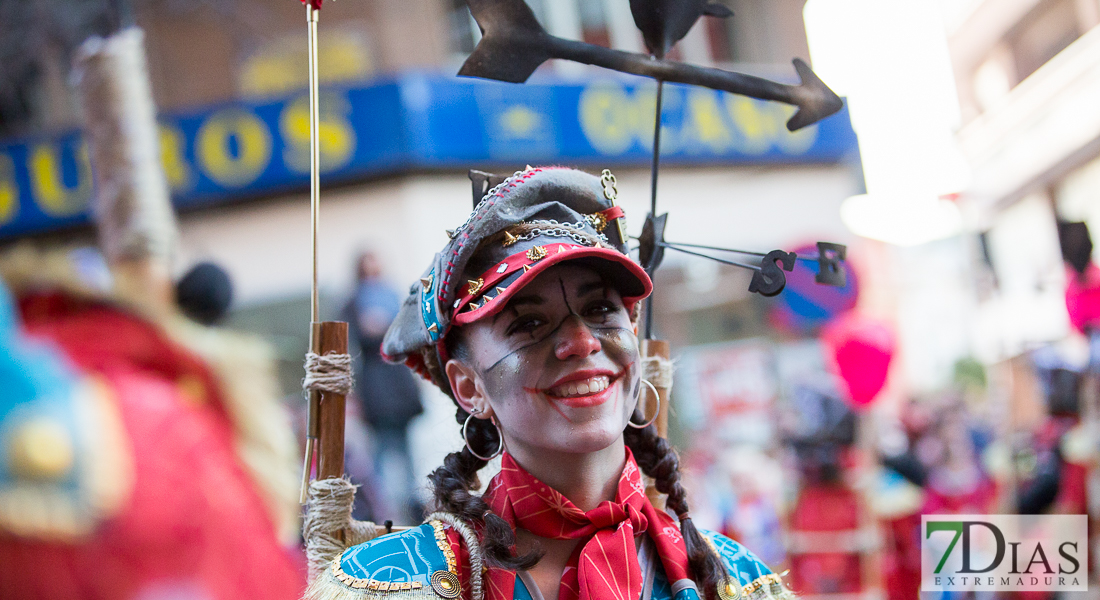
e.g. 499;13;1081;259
949;0;1100;361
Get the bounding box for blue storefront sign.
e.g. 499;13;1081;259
0;73;857;238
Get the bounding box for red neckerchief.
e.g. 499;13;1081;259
483;448;691;600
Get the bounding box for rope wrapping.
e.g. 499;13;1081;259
425;512;486;600
641;354;674;389
73;28;178;264
302;352;354;395
303;478;382;581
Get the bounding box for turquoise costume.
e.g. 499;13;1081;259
312;520;792;600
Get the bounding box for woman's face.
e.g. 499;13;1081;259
446;264;642;458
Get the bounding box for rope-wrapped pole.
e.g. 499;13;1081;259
291;0;386;583
641;339;672;509
73;28;178;315
302;321;388;580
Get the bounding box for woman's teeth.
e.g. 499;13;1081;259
548;376;610;398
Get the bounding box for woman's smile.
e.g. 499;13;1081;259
526;367;626;409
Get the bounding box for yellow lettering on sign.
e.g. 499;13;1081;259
29;142;93;217
579;83;635;155
196;109;272;187
684;90;732;152
725;96;783;155
158;124;192;191
774;105;818;154
281;93;356;174
0;154;18;225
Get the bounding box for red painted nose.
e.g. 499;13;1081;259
554;315;601;360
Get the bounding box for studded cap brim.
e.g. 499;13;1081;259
452;244;652;326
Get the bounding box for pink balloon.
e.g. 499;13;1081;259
822;314;895;409
1065;264;1100;334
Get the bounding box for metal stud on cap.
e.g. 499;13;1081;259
526;246;547;261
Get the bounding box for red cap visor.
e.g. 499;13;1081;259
451;243;652;326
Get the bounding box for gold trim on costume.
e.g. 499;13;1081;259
330;557;426;592
430;519;459;575
740;572;796;600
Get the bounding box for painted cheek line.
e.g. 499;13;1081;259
524;386;575;423
483;316;572;373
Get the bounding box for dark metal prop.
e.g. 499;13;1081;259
630;0;733;58
459;0;843;131
460;0;849;341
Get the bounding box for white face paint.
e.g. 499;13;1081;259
454;264;642;458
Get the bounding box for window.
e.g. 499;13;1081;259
579;0;611;47
1009;0;1083;81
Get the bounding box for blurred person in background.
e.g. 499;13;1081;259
917;398;997;515
343;250;424;524
783;384;863;597
1015;363;1091;516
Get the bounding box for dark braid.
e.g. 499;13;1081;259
428;330;542;570
625;422;730;600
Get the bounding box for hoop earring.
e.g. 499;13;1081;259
463;412;504;461
628;380;661;429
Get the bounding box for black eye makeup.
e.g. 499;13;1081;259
581;298;622;321
505;312;549;337
473;267;638;374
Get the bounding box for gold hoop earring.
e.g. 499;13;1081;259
463;412;504;461
628;380;660;429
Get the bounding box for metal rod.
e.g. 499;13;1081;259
643;79;664;341
661;240;821;262
299;437;314;504
663;244;762;271
308;4;321;324
649;80;663;217
301;2;322;504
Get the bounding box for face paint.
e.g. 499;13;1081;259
455;264;641;458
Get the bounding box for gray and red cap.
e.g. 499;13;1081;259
381;166;653;396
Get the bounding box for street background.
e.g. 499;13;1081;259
3;1;1100;598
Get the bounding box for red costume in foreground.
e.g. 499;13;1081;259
0;292;302;600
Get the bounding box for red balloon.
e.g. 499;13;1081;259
822;314;895;409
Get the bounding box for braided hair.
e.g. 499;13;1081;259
624;422;730;600
426;331;730;599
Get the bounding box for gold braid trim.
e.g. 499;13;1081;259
430;519;459;575
303;557;438;600
740;572;797;600
704;535;797;600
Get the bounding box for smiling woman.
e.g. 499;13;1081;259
305;167;794;600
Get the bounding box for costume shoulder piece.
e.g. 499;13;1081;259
306;520;465;600
703;530;796;600
0;284;132;540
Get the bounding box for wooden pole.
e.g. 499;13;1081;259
314;320;349;480
641;338;671;509
641;339;671;436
